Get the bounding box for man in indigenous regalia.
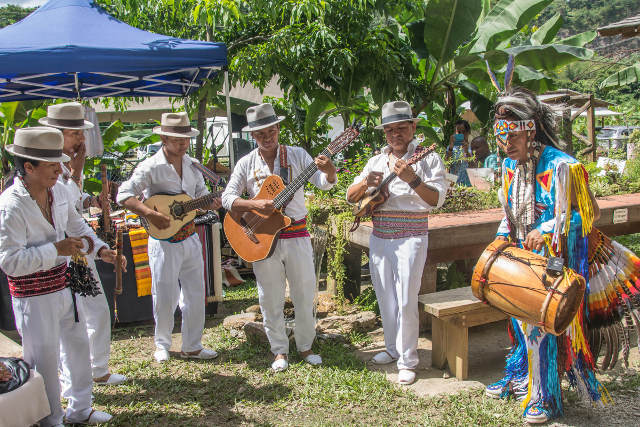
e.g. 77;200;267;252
346;101;448;385
0;127;118;425
221;103;337;372
39;102;128;387
485;84;640;424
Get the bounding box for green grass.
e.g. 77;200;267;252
98;281;640;426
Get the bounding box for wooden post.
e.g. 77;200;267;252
195;94;206;162
343;245;362;301
586;94;597;162
419;263;437;331
562;106;573;155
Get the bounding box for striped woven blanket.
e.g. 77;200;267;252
129;227;152;297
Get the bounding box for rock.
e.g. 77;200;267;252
316;294;337;318
223;312;258;330
244;321;270;346
316;311;378;334
317;332;346;342
245;305;262;314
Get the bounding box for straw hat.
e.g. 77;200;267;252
374;101;421;129
38;102;94;130
242;103;285;132
6;127;70;162
152;112;199;138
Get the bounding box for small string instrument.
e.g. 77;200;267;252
352;143;436;217
224;123;363;262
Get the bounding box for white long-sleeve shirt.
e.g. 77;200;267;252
348;140;448;211
0;179;104;277
117;149;209;204
221;146;335;221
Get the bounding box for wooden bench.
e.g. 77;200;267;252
418;286;507;380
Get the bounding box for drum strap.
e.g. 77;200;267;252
479;241;513;302
540;274;565;329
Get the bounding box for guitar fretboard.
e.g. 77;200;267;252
182;192;221;213
272;147;331;209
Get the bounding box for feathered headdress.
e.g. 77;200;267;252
485;54;515;94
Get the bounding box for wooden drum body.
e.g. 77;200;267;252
471;240;586;336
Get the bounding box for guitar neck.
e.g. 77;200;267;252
181;192;221;213
273;147;331;210
378;172;398;190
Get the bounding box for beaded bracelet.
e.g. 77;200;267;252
408;176;422;189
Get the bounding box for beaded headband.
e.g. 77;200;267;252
493;119;536;145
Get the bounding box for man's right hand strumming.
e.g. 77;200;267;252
54;237;86;256
147;211;171;230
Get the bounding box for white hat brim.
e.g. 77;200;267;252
38;117;94;130
6;144;71;163
242;116;285;132
374;117;422;130
152;126;200;138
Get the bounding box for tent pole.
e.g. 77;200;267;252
224;70;234;171
74;72;81;100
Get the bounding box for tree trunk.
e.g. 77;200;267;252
195;93;207;163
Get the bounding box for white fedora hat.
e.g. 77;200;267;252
242;103;285;132
38;102;94;130
6;127;70;163
152;112;199;138
374;100;421;129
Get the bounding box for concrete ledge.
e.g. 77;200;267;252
0;330;22;358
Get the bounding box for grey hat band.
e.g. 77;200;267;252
248;115;279;128
46;117;86;127
381;113;414;124
161;125;193;134
12;145;63;158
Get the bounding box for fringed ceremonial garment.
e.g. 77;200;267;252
492;145;638;420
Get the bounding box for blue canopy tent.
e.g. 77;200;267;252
0;0;227;101
0;0;236;165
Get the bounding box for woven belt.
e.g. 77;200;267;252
372;210;429;239
279;218;310;239
7;263;69;298
167;221;196;243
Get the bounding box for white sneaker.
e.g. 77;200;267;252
65;409;113;425
180;348;219;360
303;354;322;366
94;373;127;385
371;351;398;365
154;349;170;363
398;369;416;385
271;358;289;372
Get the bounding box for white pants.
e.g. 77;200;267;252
253;237;316;355
60;256;111;396
12;288;93;427
148;234;205;353
369;234;428;370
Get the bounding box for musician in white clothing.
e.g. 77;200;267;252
221;103;337;372
347;101;447;385
117;112;221;363
39;102;128;387
0;127;117;425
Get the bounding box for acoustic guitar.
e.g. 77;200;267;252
352;143;436;217
224;124;363;262
141;192;221;240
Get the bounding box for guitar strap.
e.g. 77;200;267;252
191;160;221;186
279;145;289;185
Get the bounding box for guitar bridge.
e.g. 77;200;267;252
240;217;259;244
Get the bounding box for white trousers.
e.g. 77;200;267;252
148;234;205;353
12;288;93;427
60;256;111;397
253;237;316;355
369;234;428;370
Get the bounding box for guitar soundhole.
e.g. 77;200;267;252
170;201;184;220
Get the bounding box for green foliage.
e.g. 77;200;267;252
433;185;500;214
353;287;379;315
326;211;354;306
0;101;47;175
0;5;35;29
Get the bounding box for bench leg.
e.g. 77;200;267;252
430;317;469;380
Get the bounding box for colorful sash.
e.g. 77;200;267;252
279;218;310;239
371;210;429;239
7;263;68;298
129;227;152;297
167;221;196;243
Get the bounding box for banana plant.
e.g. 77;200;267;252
0;101;47;175
405;0;595;146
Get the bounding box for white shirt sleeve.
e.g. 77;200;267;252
221;158;248;211
0;208;58;276
65;197;107;257
117;163;149;205
417;153;448;209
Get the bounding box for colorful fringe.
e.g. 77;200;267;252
371;210;429;239
129;227;152;297
279;218;310;239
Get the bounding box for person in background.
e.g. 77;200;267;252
445;120;471;186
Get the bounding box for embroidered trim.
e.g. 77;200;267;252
279;218;310;239
372;210;429;239
166;221;196;243
7;263;68;298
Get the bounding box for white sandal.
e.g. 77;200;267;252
371;350;398;365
